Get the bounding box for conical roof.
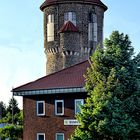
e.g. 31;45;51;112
59;21;79;33
40;0;107;11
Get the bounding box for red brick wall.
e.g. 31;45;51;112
23;93;87;140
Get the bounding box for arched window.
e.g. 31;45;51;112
88;13;97;42
64;12;76;26
47;14;54;42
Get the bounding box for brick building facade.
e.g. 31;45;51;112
13;61;89;140
13;0;107;140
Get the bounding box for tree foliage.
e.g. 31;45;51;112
0;98;23;140
71;31;140;140
134;52;140;88
0;101;7;119
0;124;23;140
7;97;20;115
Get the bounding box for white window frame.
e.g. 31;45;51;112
56;133;64;140
75;99;84;114
55;100;64;116
37;101;45;116
47;14;54;23
37;133;45;140
47;14;54;42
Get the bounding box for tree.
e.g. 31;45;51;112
0;124;23;140
7;97;20;115
0;111;23;140
71;31;140;140
134;52;140;88
0;98;23;140
0;101;7;119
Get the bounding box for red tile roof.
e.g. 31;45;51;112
13;60;90;92
40;0;107;11
59;21;79;33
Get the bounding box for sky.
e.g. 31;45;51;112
0;0;140;108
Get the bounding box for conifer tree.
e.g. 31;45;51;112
71;31;140;140
7;97;20;115
0;101;7;119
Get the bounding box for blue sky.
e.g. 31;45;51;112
0;0;140;108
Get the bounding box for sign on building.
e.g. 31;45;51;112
64;119;80;125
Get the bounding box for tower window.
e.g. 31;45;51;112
48;14;54;23
89;13;97;23
88;13;97;41
64;12;76;26
47;14;54;42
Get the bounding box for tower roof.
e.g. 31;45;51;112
40;0;107;11
59;21;79;33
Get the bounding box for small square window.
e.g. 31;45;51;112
37;101;45;116
75;99;84;114
37;133;45;140
56;133;64;140
55;100;64;115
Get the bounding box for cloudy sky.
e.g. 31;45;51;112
0;0;140;108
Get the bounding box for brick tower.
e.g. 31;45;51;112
40;0;107;75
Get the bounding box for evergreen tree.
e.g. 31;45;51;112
7;97;20;115
134;52;140;87
0;101;7;119
71;31;140;140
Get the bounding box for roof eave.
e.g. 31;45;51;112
40;1;107;11
13;87;86;96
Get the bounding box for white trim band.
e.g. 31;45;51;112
13;87;86;96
